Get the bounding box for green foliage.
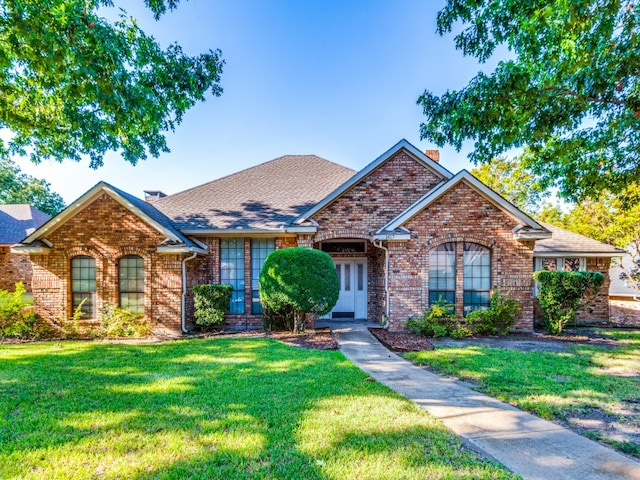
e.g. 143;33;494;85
0;158;65;216
536;184;640;248
98;303;151;338
533;270;605;334
470;156;548;213
405;297;458;338
0;282;54;339
193;284;232;327
0;0;223;168
0;282;27;329
58;297;86;338
466;291;521;336
262;304;295;331
420;1;640;201
259;248;339;333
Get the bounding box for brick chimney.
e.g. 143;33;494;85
424;149;440;163
144;190;167;203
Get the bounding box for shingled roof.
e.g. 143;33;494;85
0;205;50;244
153;155;356;232
534;222;624;256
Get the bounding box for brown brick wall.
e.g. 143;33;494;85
309;151;445;324
186;235;297;329
574;257;611;323
386;181;536;331
0;248;33;291
312;150;444;235
29;194;185;333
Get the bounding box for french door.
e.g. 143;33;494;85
331;259;367;319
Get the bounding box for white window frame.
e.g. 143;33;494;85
533;257;586;296
534;257;586;272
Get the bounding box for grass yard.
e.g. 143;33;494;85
0;337;518;479
406;329;640;457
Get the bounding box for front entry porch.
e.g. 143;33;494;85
315;238;386;322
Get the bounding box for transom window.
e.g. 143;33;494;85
463;243;491;313
119;255;144;313
428;242;456;305
536;257;585;272
251;239;275;314
71;256;96;319
221;238;245;314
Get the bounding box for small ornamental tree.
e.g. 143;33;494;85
259;248;339;333
533;271;605;334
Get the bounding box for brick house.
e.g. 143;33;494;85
13;139;628;332
0;204;50;291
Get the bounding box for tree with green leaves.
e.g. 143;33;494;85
0;0;223;168
0;158;65;216
419;0;639;201
259;248;339;333
470;156;548;213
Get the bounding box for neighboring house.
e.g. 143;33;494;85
608;248;640;326
13;140;628;332
533;222;626;324
0;204;50;291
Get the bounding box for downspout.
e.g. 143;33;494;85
372;239;390;323
181;251;197;334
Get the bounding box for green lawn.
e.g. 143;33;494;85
0;338;517;479
406;329;640;457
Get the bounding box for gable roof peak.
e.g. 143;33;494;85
18;181;203;252
379;169;549;236
295;139;453;224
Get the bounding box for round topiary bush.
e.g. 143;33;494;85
259;247;339;333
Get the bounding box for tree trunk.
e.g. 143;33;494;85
293;310;305;334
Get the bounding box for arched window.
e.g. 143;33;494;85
71;256;96;318
119;255;144;313
428;243;456;305
463;243;491;313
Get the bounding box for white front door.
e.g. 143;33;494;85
330;259;367;319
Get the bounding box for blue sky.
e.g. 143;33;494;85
17;0;493;204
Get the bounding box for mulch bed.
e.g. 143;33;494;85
195;327;339;350
368;327;434;352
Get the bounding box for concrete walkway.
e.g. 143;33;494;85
324;320;640;480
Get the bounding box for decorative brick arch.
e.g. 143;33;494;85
314;229;371;243
63;246;108;261
115;247;152;263
424;234;496;251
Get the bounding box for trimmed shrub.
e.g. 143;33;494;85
99;303;151;338
466;290;520;335
193;284;232;326
259;248;339;333
533;270;605;334
405;297;456;338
